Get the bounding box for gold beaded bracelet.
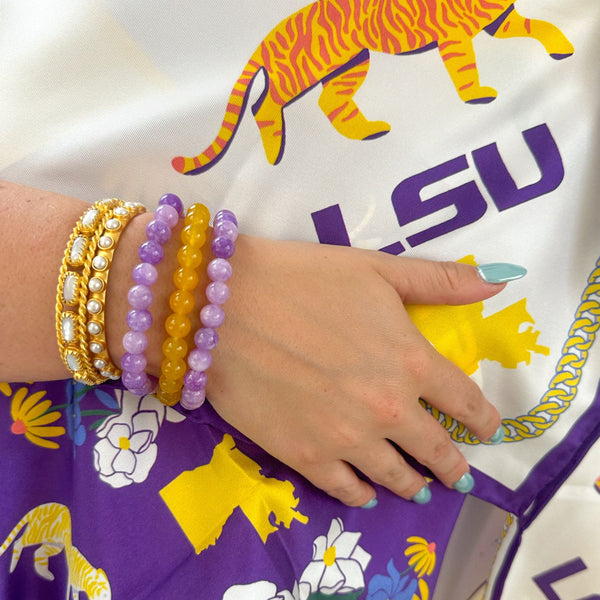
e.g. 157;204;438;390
56;199;146;384
156;203;210;406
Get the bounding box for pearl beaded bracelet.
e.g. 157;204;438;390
120;194;185;396
57;199;146;385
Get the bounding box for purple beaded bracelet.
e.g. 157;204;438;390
121;194;185;395
180;209;238;410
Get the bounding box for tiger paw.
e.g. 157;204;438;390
462;86;498;105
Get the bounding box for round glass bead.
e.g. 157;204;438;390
154;203;179;228
158;376;183;395
126;309;152;332
207;258;232;282
122;370;147;390
132;262;158;286
183;369;208;391
181;224;207;247
180;388;206;410
188;348;212;372
127;284;153;310
185;206;210;226
206;281;230;305
159;193;184;217
129;377;156;397
194;328;219;351
88;277;104;293
121;352;147;373
157;390;181;406
123;331;148;354
162;336;188;359
214;209;238;227
138;240;164;264
87;299;102;314
161;358;186;379
146;219;172;244
213;219;238;242
212;236;235;259
173;267;198;291
200;304;225;328
169;289;194;315
165;313;191;338
177;245;203;269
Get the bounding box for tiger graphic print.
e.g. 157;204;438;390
172;0;573;175
0;502;111;600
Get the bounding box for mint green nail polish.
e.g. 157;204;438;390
489;425;505;445
453;472;475;494
477;263;527;283
360;498;378;509
411;485;432;505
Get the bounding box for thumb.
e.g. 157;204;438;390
374;256;527;306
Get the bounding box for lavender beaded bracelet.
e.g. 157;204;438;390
180;209;238;410
120;194;185;395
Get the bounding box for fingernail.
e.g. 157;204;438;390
411;485;432;505
477;263;527;284
360;498;378;509
488;424;505;445
453;472;475;494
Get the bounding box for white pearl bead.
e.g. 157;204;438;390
105;218;121;231
89;277;104;292
66;353;81;372
81;209;99;229
61;315;76;343
89;342;104;354
63;273;79;304
114;207;129;216
87;321;102;335
94;358;107;370
98;236;113;249
87;299;102;314
69;237;87;265
92;256;108;271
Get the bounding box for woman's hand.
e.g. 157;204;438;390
208;235;505;506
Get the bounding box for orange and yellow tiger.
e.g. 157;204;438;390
172;0;573;174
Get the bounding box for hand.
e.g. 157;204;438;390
207;236;504;506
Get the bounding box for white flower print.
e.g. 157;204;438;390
300;517;371;595
223;580;310;600
93;391;184;488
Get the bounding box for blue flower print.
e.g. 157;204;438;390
366;558;418;600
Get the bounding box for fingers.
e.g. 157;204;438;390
419;345;502;442
299;460;377;508
373;255;526;306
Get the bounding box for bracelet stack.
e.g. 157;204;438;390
56;199;146;385
56;194;237;410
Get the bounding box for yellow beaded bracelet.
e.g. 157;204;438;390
56;199;146;384
156;202;210;406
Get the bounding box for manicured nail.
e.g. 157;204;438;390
360;498;378;509
453;472;475;494
488;424;505;445
411;485;432;505
477;263;527;284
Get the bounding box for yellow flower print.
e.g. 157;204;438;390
1;382;12;396
10;387;65;449
404;536;436;579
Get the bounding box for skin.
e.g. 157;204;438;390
0;179;504;506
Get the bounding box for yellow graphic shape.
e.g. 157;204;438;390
406;256;549;375
160;433;308;555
